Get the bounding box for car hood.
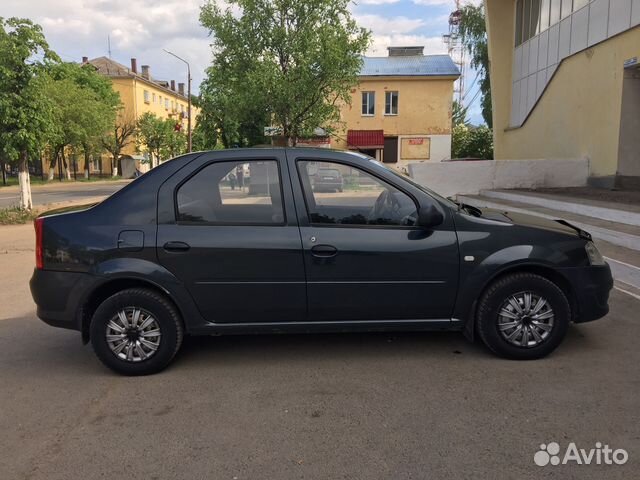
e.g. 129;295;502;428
478;207;591;239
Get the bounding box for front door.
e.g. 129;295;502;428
291;157;459;321
157;153;306;323
383;137;398;163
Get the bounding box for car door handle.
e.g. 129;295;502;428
163;241;191;252
311;244;338;258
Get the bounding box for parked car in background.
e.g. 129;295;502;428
30;148;613;375
312;167;344;192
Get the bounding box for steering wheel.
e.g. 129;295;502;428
369;189;401;223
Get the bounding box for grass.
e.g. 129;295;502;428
0;207;38;225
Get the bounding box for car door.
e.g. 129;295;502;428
288;152;459;322
156;150;306;323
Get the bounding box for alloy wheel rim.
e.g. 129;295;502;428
497;291;554;348
106;307;161;362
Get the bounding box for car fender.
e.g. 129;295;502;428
87;257;207;332
453;244;573;338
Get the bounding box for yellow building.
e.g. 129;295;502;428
86;56;196;175
485;0;640;188
331;47;460;167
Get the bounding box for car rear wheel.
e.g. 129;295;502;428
90;288;184;375
476;273;570;360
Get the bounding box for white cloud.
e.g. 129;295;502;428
413;0;483;5
355;14;426;35
3;0;212;91
367;34;447;56
357;0;400;4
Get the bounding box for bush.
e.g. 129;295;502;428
452;124;494;159
0;207;37;225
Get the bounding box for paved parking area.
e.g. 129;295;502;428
0;224;638;479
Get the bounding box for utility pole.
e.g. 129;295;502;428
163;49;192;152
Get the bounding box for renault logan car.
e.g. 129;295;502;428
30;149;613;375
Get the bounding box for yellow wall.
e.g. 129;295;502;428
486;0;640;177
332;76;455;149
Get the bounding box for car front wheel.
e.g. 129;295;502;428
476;273;570;360
90;288;184;375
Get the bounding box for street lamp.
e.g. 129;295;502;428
163;49;192;152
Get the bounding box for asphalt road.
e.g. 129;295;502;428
0;224;639;479
0;180;129;208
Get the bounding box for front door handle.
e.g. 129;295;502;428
311;244;338;258
163;241;191;252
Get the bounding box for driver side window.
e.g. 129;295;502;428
298;160;417;226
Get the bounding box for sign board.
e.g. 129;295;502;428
408;138;424;145
264;126;282;137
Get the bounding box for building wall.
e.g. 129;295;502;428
332;76;456;163
486;0;640;179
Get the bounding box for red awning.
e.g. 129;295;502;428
347;130;384;149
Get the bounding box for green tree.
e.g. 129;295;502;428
459;3;492;128
452;124;493;159
0;18;59;209
452;100;469;127
102;116;137;176
199;0;370;146
44;62;121;180
136;113;185;164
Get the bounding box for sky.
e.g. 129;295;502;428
3;0;484;123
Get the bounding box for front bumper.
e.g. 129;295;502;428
560;263;613;323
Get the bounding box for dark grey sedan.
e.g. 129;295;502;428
30;148;613;375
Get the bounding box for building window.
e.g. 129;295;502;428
361;92;375;116
516;0;593;46
385;91;398;115
165;98;169;110
143;90;150;104
152;93;156;103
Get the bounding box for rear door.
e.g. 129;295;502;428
156;150;306;323
288;152;459;322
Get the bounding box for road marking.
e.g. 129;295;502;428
614;286;640;301
605;256;640;271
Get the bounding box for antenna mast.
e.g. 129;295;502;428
108;35;112;58
442;0;465;104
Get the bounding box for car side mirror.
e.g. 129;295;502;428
416;205;444;228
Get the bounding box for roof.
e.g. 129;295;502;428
347;130;385;149
87;57;188;100
360;54;460;77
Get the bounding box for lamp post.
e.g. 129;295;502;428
163;49;192;152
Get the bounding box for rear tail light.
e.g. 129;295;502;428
34;217;44;269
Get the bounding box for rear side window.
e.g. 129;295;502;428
177;160;284;225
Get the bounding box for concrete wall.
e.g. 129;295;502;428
332;76;456;162
408;158;588;198
485;0;640;179
617;68;640;177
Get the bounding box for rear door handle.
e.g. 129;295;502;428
311;244;338;258
163;241;191;252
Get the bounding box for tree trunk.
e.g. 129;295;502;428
18;151;33;210
62;151;71;180
112;156;118;177
84;150;90;180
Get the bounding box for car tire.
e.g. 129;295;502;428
90;288;184;375
476;273;570;360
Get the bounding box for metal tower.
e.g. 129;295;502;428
442;1;465;104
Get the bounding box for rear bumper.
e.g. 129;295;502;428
560;263;613;323
29;269;96;331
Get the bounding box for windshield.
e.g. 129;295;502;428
364;157;459;210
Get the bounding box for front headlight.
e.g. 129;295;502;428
585;241;605;266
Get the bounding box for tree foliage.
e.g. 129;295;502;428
136;112;186;163
452;124;493;159
0;17;59;207
199;0;371;145
459;3;492;128
44;62;121;178
102;115;137;175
